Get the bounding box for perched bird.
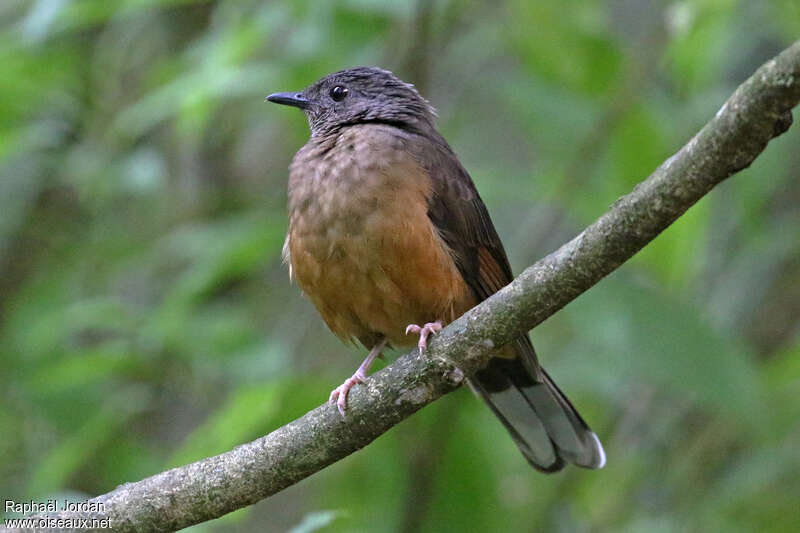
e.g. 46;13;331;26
267;67;605;472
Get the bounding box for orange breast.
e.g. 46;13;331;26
286;125;474;347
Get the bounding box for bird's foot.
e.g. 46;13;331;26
329;370;366;416
328;339;387;416
405;320;443;354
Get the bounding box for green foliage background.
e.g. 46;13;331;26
1;1;799;531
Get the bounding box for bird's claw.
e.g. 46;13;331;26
329;370;366;416
405;320;443;354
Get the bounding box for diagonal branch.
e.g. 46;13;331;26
6;41;800;533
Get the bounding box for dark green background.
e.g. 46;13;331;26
1;1;799;531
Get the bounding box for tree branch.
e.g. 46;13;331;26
6;41;800;533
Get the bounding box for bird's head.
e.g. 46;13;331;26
267;66;436;137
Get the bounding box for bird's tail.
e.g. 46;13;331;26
469;336;605;472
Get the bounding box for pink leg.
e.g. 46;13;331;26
329;338;388;416
405;320;443;355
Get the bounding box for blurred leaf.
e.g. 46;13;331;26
558;276;766;424
27;344;134;393
168;381;285;466
21;0;68;43
507;0;623;96
28;387;149;496
664;0;736;93
287;510;344;533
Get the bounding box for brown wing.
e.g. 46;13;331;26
408;129;605;472
408;132;514;304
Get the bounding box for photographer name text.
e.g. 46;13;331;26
4;499;106;515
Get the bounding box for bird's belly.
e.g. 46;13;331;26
288;178;473;346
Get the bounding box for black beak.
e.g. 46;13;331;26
266;92;309;110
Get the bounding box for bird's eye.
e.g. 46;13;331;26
329;85;348;102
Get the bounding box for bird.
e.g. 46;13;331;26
267;66;605;472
